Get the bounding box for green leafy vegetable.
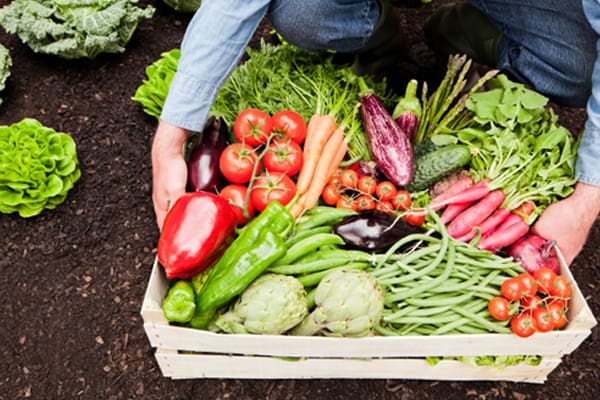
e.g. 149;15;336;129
131;48;180;119
426;354;542;369
0;43;11;106
162;0;200;13
0;0;155;59
0;118;81;217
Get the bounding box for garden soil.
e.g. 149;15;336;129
1;1;598;399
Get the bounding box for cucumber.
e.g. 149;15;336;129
406;144;471;192
412;139;440;159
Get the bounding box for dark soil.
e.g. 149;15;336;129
0;1;598;399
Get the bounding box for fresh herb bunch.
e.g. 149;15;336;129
131;48;181;119
0;43;11;106
0;118;81;217
212;42;396;161
0;0;155;59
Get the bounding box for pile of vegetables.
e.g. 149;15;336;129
0;0;155;59
153;42;578;367
0;118;81;217
0;43;11;106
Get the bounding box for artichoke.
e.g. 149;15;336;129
213;273;308;335
290;269;384;337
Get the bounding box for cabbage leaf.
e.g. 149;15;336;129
0;0;155;59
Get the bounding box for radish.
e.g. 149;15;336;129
429;176;473;210
496;201;536;232
477;218;529;252
433;178;491;209
447;189;506;238
507;233;560;274
478;207;510;237
441;201;473;224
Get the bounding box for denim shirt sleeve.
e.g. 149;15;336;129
160;0;271;132
578;0;600;186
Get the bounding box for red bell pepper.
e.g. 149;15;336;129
158;192;237;280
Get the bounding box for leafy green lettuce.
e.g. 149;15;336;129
0;118;81;217
0;0;155;59
0;43;11;106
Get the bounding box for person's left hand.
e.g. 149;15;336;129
531;182;600;265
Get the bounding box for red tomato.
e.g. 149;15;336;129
341;169;359;189
520;294;543;310
321;184;341;206
263;139;303;176
357;176;377;195
233;108;273;147
500;277;525;301
488;296;511;321
336;195;357;210
510;312;536;338
375;181;397;201
219;184;254;225
533;268;558;293
329;174;343;189
549;275;572;299
547;302;568;329
404;212;425;226
532;307;555;332
515;273;538;297
355;195;376;210
250;172;297;212
375;200;394;213
392;190;411;210
219;143;261;184
271;110;307;144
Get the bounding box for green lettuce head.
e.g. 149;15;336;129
0;118;81;217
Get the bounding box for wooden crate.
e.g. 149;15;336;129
141;252;596;383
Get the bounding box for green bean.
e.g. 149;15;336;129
294;207;357;231
404;291;475;308
453;306;512;334
285;225;332;249
273;233;345;266
296;262;369;287
374;232;441;268
269;258;355;275
381;305;419;320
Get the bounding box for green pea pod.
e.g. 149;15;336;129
190;227;287;329
161;280;196;324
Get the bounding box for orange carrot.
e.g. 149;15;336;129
295;114;337;194
298;128;345;210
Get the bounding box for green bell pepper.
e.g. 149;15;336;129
161;280;196;324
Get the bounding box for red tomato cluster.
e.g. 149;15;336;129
320;167;425;225
218;108;307;224
488;268;572;337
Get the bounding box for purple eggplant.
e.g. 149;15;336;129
333;209;424;252
186;116;228;192
360;92;414;187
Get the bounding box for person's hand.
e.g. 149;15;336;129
531;182;600;265
151;120;192;230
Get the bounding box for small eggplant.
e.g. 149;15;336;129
333;209;424;252
187;116;228;192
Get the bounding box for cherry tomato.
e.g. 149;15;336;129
263;138;303;176
250;172;296;212
515;273;538;297
392;190;411;210
357;176;377;195
219;142;261;184
271;110;307;144
341;169;359;189
233;108;273;147
329;174;343;189
219;184;254;225
321;183;341;206
336;195;357;210
500;277;525;301
488;296;511;321
533;268;558;293
510;312;536;338
355;195;376;210
548;275;572;299
404;212;425;226
547;302;568;329
520;294;543;310
375;200;394;213
532;307;555;332
375;181;397;202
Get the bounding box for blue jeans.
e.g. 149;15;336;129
469;0;597;107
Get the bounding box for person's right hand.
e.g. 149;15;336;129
151;120;192;230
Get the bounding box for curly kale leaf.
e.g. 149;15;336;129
0;0;155;59
0;118;81;217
